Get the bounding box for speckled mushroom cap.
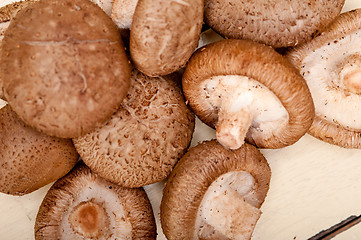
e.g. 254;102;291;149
204;0;345;48
160;140;271;240
1;0;130;138
183;39;314;149
287;9;361;148
130;0;203;77
73;69;195;188
35;163;156;240
0;0;37;100
0;104;78;195
111;0;138;29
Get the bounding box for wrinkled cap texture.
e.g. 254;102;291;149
35;163;156;240
287;9;361;148
1;0;130;138
0;104;78;195
205;0;345;48
183;39;315;149
160;140;271;240
74;69;195;188
130;0;203;76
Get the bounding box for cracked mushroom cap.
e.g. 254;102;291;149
160;140;271;240
183;39;315;149
130;0;203;77
1;0;130;138
73;69;195;188
0;0;37;100
0;103;78;195
287;9;361;148
204;0;345;48
35;163;156;240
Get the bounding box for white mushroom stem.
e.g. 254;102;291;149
338;54;361;94
216;92;254;150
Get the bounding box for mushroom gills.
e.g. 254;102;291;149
195;171;260;240
301;29;361;131
60;182;132;240
200;75;289;149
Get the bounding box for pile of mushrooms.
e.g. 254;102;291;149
2;0;361;239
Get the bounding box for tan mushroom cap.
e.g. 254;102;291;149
1;0;130;138
0;104;78;195
130;0;203;77
0;0;37;100
204;0;345;48
287;9;361;148
183;39;315;149
160;140;271;240
111;0;138;29
73;69;195;188
35;163;156;239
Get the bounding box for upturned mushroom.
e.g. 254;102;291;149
130;0;203;76
0;0;37;100
204;0;345;48
183;39;315;150
35;163;156;239
287;9;361;148
161;140;271;240
0;103;78;195
1;0;130;138
73;69;195;188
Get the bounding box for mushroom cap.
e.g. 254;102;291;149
130;0;203;77
160;140;271;239
73;69;195;188
287;9;361;148
89;0;114;16
204;0;345;48
35;163;156;239
111;0;138;29
183;39;315;149
0;0;37;100
1;0;130;138
0;104;78;195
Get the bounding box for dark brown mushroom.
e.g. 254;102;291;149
287;9;361;148
0;104;78;195
161;140;271;240
73;68;195;188
183;39;315;149
204;0;345;48
35;163;156;239
1;0;130;138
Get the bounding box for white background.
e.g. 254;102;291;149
1;0;361;239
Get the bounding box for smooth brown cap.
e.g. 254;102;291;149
287;9;361;148
0;105;78;195
130;0;203;76
160;140;271;239
35;163;156;239
1;0;130;138
205;0;345;48
183;39;315;149
74;69;195;188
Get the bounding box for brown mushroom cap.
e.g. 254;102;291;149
0;104;78;195
183;39;315;149
130;0;203;77
1;0;130;138
73;69;195;188
204;0;345;48
0;0;37;100
287;9;361;148
35;163;156;239
160;140;271;240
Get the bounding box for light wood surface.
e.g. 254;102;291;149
1;0;361;239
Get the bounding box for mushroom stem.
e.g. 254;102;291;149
339;54;361;94
216;95;253;149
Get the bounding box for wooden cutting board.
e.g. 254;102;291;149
1;0;361;239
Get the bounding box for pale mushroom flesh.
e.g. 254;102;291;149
199;75;289;149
